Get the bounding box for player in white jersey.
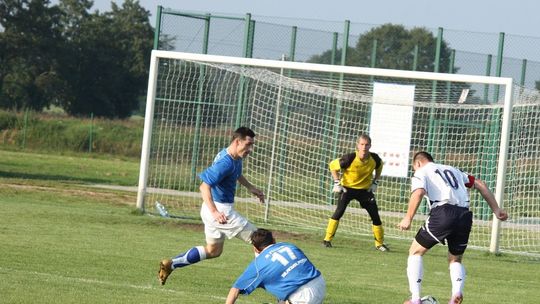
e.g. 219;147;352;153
398;152;508;304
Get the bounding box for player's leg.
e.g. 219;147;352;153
157;201;226;285
447;254;465;304
158;240;223;285
286;275;326;304
235;221;257;244
446;209;472;304
158;227;225;285
323;191;352;246
359;192;387;250
404;240;429;304
404;212;443;304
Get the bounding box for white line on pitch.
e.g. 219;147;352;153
0;267;262;303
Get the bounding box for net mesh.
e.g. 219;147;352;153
141;54;540;256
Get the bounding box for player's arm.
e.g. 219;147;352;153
225;287;240;304
328;158;341;177
370;153;383;192
398;188;426;230
473;179;508;221
200;182;227;224
328;158;344;192
330;169;340;181
238;175;265;204
372;153;383;181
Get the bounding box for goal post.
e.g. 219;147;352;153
137;50;540;256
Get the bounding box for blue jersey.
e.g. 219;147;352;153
199;148;242;204
233;242;321;301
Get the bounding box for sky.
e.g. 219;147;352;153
87;0;540;38
46;0;540;86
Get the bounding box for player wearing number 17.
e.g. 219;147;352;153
226;228;326;304
398;152;508;304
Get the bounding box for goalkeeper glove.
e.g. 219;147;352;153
368;180;378;193
332;179;345;193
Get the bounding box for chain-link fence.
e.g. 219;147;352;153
154;7;540;89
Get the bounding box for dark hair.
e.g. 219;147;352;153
232;126;256;142
413;151;434;163
250;228;274;251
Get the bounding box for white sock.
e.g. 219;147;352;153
449;262;466;296
407;255;423;300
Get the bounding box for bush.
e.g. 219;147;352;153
0;110;143;157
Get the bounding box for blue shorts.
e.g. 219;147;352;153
415;204;473;255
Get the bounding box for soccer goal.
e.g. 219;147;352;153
137;50;540;256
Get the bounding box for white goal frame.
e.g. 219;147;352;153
137;50;514;254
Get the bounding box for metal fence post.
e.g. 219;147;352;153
331;20;350;158
323;32;339;205
427;27;444;151
289;26;297;61
446;49;456;102
483;54;492;102
412;44;419;71
520;59;527;86
235;13;252;128
494;32;505;101
22;109;28;149
153;5;163;50
88;112;93;153
190;14;211;185
369;39;378;84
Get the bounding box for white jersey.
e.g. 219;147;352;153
411;162;473;209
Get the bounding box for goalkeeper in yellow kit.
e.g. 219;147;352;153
323;133;389;251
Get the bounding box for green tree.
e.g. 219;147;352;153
56;0;153;118
308;24;454;73
0;0;153;118
306;46;356;66
0;0;64;110
305;24;477;105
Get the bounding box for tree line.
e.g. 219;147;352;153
1;1;482;119
307;23;455;74
0;0;153;118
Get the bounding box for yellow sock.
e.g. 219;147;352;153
372;224;385;247
324;219;339;241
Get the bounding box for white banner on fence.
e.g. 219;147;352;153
370;82;415;178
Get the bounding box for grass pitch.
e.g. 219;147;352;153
0;150;539;303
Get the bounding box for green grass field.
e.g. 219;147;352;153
1;150;539;303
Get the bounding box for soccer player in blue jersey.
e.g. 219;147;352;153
158;127;266;285
226;228;326;304
398;152;508;304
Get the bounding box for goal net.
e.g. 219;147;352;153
137;50;540;256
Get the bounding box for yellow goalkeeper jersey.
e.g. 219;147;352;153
329;151;383;189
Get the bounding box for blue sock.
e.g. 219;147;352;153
171;246;206;269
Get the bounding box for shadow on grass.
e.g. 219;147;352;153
0;170;110;184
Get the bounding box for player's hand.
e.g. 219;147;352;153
211;210;227;224
332;180;345;193
250;187;265;204
368;180;378;193
495;208;508;221
397;217;412;231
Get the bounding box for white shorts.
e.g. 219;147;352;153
200;201;256;244
287;275;326;304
